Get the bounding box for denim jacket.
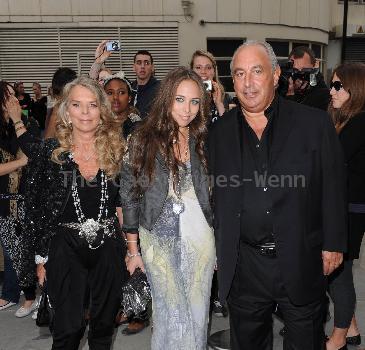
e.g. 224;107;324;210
120;137;212;232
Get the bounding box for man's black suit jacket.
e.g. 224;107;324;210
208;96;347;305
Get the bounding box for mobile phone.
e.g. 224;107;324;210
106;40;121;52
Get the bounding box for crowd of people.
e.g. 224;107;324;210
0;39;364;350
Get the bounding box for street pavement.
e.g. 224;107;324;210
0;262;364;350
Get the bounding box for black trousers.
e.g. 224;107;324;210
46;229;126;350
327;259;356;329
228;243;325;350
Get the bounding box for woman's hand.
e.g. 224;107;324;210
126;255;145;275
36;263;46;287
5;95;22;123
212;81;225;116
95;40;112;64
17;150;28;167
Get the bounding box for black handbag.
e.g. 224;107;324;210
121;268;151;317
36;283;55;332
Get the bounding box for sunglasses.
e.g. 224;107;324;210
330;81;344;91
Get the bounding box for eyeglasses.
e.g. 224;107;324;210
194;65;213;71
330;81;344;91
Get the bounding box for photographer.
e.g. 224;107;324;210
279;46;330;111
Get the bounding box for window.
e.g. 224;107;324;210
207;38;245;93
338;0;364;4
266;39;326;74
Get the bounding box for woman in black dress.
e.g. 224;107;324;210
8;76;128;350
326;63;365;350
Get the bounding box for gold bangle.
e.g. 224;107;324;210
13;120;24;126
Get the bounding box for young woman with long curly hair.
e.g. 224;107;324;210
120;67;215;350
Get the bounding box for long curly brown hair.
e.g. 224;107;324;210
129;67;210;194
328;62;365;132
52;76;125;178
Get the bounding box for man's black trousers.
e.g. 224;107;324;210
228;242;325;350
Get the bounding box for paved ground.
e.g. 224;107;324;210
0;262;364;350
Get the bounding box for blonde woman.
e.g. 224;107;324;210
190;50;232;125
7;76;127;350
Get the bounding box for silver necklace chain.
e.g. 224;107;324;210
71;170;109;247
172;127;189;214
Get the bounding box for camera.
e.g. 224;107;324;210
203;80;212;92
106;40;121;52
277;60;319;96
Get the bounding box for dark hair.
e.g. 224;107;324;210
133;50;153;64
328;62;365;131
13;81;24;98
51;67;77;97
32;82;41;90
0;80;14;137
289;46;316;66
129;67;209;194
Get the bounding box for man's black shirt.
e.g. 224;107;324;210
237;95;279;246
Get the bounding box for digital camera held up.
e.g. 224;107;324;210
278;60;319;96
106;40;121;52
203;80;212;92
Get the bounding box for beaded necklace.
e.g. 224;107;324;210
71;163;109;248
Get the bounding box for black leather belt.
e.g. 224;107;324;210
244;242;277;257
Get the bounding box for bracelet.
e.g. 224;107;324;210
127;252;141;258
15;125;25;132
126;240;138;243
35;255;48;264
13;120;24;126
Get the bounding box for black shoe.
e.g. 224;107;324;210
213;300;228;317
279;327;286;337
346;334;361;346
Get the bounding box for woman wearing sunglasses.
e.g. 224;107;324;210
326;63;365;350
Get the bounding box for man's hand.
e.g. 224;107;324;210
286;77;295;96
322;251;343;275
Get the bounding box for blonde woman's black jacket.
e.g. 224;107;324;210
16;132;75;259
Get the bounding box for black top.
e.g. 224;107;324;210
30;96;47;130
0;116;40;217
132;77;160;119
339;111;365;205
209;93;231;126
286;74;330;111
237;96;278;246
17;93;32;115
60;168;121;223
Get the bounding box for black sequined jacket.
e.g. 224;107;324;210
17;131;75;258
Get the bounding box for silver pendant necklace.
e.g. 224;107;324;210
71;170;109;248
172;128;189;215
